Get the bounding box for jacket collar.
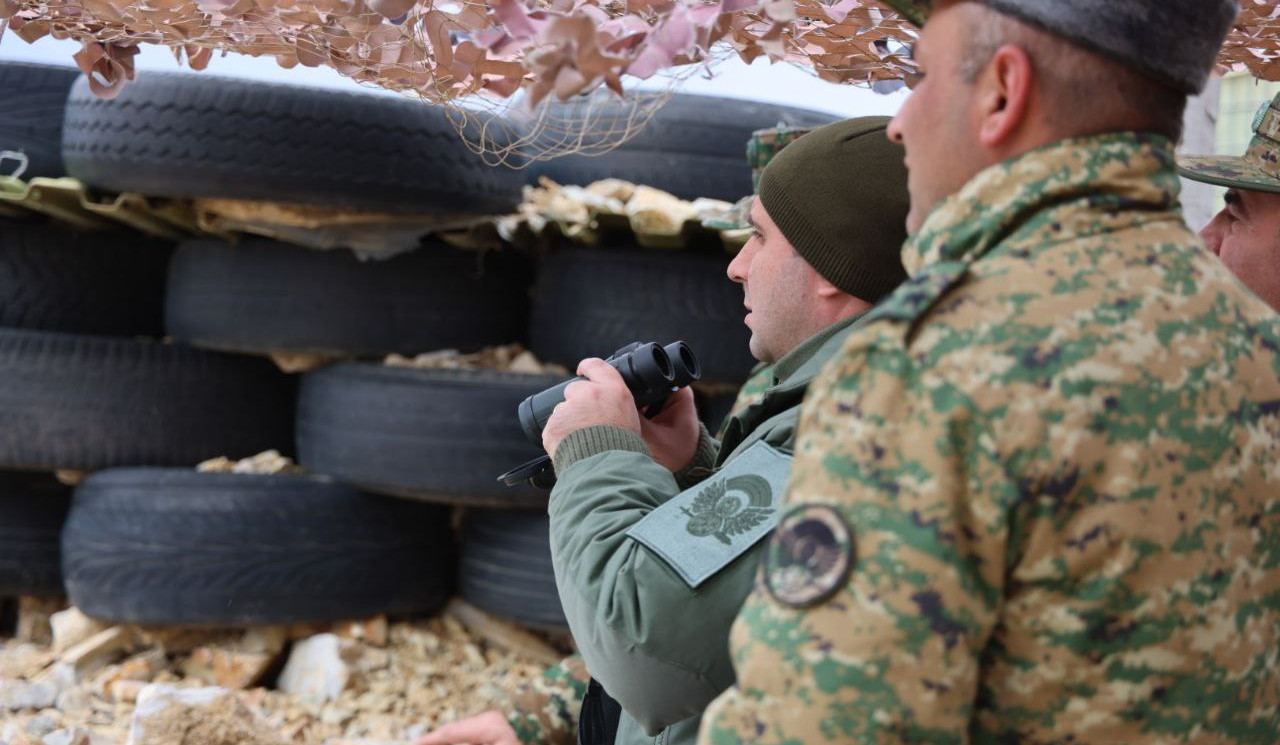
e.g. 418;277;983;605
716;311;868;463
769;310;868;392
901;132;1182;277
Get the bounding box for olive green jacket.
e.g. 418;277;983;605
546;312;866;745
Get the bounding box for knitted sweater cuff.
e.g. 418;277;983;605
673;424;719;490
552;425;649;476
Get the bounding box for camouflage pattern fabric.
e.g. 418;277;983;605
715;363;775;439
1181;93;1280;194
699;133;1280;744
508;654;591;745
748;128;816;194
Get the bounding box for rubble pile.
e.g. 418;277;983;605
0;602;567;745
497;178;747;250
383;345;569;376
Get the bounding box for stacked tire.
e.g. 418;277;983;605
526;92;838;202
2;65;834;633
0;64;533;626
0;203;294;604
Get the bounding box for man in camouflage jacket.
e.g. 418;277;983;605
1181;91;1280;312
701;2;1280;744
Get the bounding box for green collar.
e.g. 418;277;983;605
770;310;869;391
901;132;1182;277
714;311;870;464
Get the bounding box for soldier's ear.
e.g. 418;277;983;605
975;43;1033;149
815;273;842;299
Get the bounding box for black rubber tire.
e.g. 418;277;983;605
459;509;565;631
0;329;296;471
0;220;171;337
62;469;455;625
166;238;530;356
529;248;755;383
0;472;72;597
62;72;521;214
297;364;561;507
526;93;838;201
0;62;80;179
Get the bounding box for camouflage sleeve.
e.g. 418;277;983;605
700;340;1007;743
508;654;590;745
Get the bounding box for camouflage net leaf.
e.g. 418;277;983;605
1;0;1277;160
0;0;918;107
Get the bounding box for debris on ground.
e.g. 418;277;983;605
0;600;570;745
384;345;568;376
196;450;303;476
268;352;344;375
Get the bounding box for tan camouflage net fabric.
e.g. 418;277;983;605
0;0;1276;155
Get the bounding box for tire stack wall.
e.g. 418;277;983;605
1;71;828;633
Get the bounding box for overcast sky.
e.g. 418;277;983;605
0;33;907;118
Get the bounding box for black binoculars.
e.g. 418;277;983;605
517;341;701;446
499;341;701;488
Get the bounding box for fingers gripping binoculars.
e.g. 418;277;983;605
499;341;702;488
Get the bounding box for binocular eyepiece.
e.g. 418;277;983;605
517;341;701;446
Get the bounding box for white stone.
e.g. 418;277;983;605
276;634;353;704
0;679;60;711
24;713;60;738
3;721;30;744
126;684;283;745
53;686;91;714
50;611;106;656
41;727;91;745
59;628;134;681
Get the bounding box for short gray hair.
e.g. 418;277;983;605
954;3;1187;141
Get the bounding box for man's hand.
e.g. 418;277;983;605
542;358;643;459
639;386;701;473
415;710;519;745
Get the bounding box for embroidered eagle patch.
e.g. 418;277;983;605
626;441;793;588
681;475;773;545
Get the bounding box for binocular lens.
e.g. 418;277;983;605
515;340;700;449
665;341;700;387
653;345;673;379
628;342;674;392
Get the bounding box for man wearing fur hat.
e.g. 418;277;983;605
418;117;911;745
701;2;1280;744
1182;93;1280;311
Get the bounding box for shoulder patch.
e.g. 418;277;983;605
762;504;855;608
627;441;792;588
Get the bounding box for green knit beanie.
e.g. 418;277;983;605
757;116;909;303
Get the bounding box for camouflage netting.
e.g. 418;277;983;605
1;0;1277;159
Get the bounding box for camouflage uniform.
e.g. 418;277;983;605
700;133;1280;744
508;654;591;745
748;128;816;193
716;363;775;438
1180;94;1280;195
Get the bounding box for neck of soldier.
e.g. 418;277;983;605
903;131;1179;277
987;96;1170;176
765;291;873;365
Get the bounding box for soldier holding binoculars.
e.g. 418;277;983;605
420;116;912;745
